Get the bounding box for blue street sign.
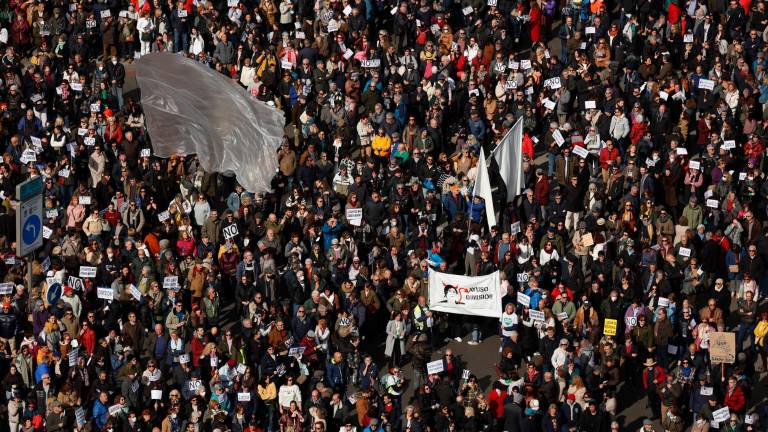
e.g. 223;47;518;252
22;214;41;245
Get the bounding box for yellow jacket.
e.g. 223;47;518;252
371;135;392;157
755;320;768;346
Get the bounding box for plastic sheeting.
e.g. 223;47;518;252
135;52;285;194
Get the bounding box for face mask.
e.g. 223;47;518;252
610;296;617;301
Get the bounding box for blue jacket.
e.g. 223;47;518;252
92;400;108;431
322;221;344;251
326;358;348;388
442;193;468;220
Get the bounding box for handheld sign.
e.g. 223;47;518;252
151;390;162;400
529;309;545;321
79;266;97;278
603;319;617;336
223;224;239;239
710;332;736;363
97;287;114;301
163;276;179;289
346;208;363;226
427;360;444;374
238;392;251;401
517;292;531;307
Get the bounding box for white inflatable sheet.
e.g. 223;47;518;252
135;52;284;194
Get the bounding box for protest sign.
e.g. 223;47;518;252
710;332;736;363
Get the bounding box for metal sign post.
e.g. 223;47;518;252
15;177;43;294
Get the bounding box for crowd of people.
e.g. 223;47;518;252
3;0;768;431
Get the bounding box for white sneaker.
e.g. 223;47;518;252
467;341;479;346
454;337;462;342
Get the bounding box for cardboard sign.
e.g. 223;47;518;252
68;276;84;291
140;148;151;157
706;199;719;208
238;392;251;401
327;21;339;32
517;292;531;307
157;211;170;222
163;276;179;289
712;407;731;423
75;407;86;425
700;386;713;396
684;34;694;43
543;99;556;110
739;172;748;181
678;247;691;257
0;282;14;295
529;309;545;321
71;83;83;92
572;146;589;159
101;9;111;18
228;0;239;5
346;208;363;226
710;332;736;363
281;60;293;69
84;137;96;146
584;100;597;109
698;79;715;90
68;348;78;366
543;77;561;89
289;346;306;357
667;345;678;354
516;273;529;283
659;91;668;100
510;222;521;234
585;26;595;34
552;129;565;147
520;59;532;70
625;316;637;326
603;319;618;336
427;360;444;374
223;224;239;239
343;5;352;15
462;369;471;379
97;287;113;300
462;5;473;15
130;284;142;301
361;59;381;68
20;149;36;164
676;147;688;155
108;404;121;415
658;297;670;308
722;140;736;150
557;312;569;321
79;266;97;278
151;389;163;400
178;9;187;17
78;196;91;205
688;160;700;171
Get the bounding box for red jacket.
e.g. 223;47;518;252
534;176;549;206
641;365;666;390
725;385;746;413
487;389;507;418
598;146;620;170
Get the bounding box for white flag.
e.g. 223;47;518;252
492;118;524;202
472;147;496;231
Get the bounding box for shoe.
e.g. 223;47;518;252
454;337;462;342
467;341;479;346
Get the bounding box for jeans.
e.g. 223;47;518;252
173;31;189;53
548;153;556;176
738;322;756;353
110;85;123;111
